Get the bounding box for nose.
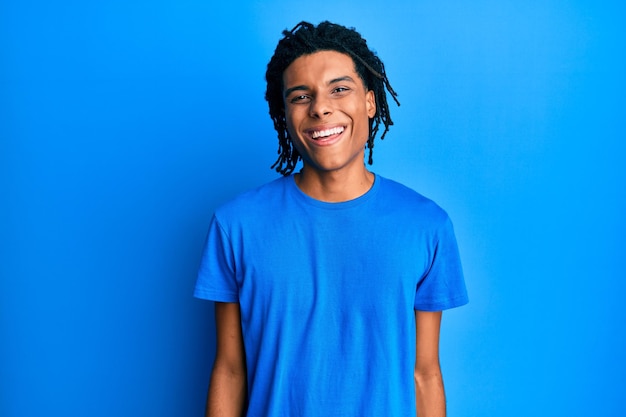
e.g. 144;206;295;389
309;96;332;119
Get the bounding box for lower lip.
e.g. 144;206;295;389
310;131;343;146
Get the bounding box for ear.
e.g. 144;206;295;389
366;90;376;118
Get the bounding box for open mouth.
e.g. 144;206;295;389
311;126;345;140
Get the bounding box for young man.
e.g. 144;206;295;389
195;21;468;417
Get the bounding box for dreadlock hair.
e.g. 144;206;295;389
265;21;400;175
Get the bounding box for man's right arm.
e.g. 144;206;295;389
206;302;247;417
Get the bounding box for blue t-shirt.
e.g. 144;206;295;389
195;174;468;416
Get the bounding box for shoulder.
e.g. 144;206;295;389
375;175;450;225
213;175;293;222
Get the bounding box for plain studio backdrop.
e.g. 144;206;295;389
1;0;624;416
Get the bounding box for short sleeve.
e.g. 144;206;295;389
414;216;469;311
194;214;239;302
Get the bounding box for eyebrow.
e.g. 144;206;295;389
283;75;357;98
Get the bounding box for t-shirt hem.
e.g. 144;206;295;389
193;287;238;303
414;294;469;312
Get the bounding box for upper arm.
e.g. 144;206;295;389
414;310;443;375
213;302;246;375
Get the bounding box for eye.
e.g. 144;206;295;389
332;86;351;95
290;94;311;104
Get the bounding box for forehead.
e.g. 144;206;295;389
282;50;359;86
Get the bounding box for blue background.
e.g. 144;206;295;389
2;0;624;415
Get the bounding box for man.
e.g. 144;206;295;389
195;21;468;416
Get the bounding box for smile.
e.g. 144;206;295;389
311;126;345;139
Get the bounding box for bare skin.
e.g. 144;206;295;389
205;302;246;417
414;310;446;417
205;50;447;416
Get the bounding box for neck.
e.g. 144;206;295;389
294;164;374;203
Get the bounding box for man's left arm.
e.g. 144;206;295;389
414;310;445;417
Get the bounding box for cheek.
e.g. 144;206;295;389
284;106;302;127
284;107;311;140
283;109;297;134
284;114;304;147
353;104;372;129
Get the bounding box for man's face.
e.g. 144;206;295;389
282;50;376;174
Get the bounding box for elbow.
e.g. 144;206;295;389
414;364;443;387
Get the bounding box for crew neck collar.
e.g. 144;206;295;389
287;173;380;210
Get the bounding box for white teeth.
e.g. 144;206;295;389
312;126;344;139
